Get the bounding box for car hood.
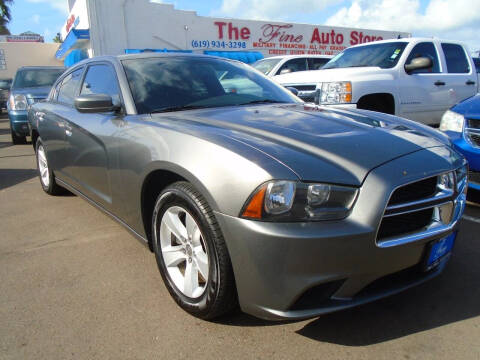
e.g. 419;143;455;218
452;93;480;119
11;86;51;99
154;104;450;186
274;66;389;84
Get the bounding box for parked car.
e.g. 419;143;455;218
8;66;64;144
0;78;12;111
473;57;480;73
275;38;478;125
440;94;480;193
29;53;467;321
252;54;332;78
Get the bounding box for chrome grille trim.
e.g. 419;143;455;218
376;169;467;247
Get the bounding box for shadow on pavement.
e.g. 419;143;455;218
296;223;480;345
0;141;12;149
0;168;38;190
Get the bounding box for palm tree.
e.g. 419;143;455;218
0;0;14;35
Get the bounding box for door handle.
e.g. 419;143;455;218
466;80;476;85
65;129;72;137
434;81;446;86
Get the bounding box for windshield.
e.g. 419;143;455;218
251;58;282;75
13;69;64;89
122;57;300;114
0;79;12;89
323;42;408;69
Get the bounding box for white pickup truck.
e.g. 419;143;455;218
275;38;479;125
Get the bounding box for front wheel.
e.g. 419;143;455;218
11;129;26;145
152;181;237;319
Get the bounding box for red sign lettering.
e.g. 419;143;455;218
259;24;303;43
214;21;251;40
65;14;75;33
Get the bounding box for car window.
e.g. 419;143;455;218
473;58;480;74
12;69;64;89
276;58;307;75
405;42;440;74
80;64;121;104
57;68;84;106
251;58;281;75
0;79;11;88
323;42;408;69
308;58;329;70
441;43;470;73
122;57;299;114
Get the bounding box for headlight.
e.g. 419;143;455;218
439;110;464;132
8;94;27;111
315;81;352;105
241;180;358;221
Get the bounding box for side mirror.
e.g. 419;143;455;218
279;68;292;75
405;56;433;73
74;94;118;113
285;86;299;96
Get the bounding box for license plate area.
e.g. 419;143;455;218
424;232;456;271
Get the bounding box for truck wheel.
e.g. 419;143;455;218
152;181;237;320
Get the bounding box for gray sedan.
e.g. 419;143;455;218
28;53;467;321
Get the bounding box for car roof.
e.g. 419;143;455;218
348;37;467;49
17;66;65;71
257;54;333;60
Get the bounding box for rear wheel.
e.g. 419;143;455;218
35;139;64;195
152;181;237;319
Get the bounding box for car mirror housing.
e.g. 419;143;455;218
405;56;433;73
74;94;118;113
285;86;299;96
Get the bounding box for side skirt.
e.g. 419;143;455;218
56;178;149;247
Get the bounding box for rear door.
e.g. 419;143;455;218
440;43;477;104
398;41;449;125
38;67;84;176
63;62;125;210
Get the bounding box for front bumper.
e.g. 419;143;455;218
8;110;29;136
448;132;480;191
216;147;466;320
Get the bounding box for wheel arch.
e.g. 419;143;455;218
357;93;396;115
140;162;221;251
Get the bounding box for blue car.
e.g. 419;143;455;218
8;66;64;144
440;94;480;191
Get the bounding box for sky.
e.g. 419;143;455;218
8;0;480;53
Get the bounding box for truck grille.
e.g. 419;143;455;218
377;174;456;243
290;85;316;91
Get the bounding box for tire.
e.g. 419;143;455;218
35;138;64;195
11;129;26;145
152;181;237;320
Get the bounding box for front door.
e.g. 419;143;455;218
399;42;449;125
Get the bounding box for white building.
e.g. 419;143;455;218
57;0;410;66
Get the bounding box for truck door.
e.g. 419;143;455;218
440;43;477;105
399;42;448;125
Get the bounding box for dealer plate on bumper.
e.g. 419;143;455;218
424;232;456;271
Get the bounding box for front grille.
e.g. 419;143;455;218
388;176;437;205
467;132;480;147
469;170;480;184
377;208;433;240
291;85;316;91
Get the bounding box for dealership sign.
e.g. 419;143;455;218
185;20;410;55
60;0;89;40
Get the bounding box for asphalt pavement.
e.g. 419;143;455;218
0;114;479;359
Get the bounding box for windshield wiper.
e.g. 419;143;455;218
239;99;287;105
150;105;209;113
